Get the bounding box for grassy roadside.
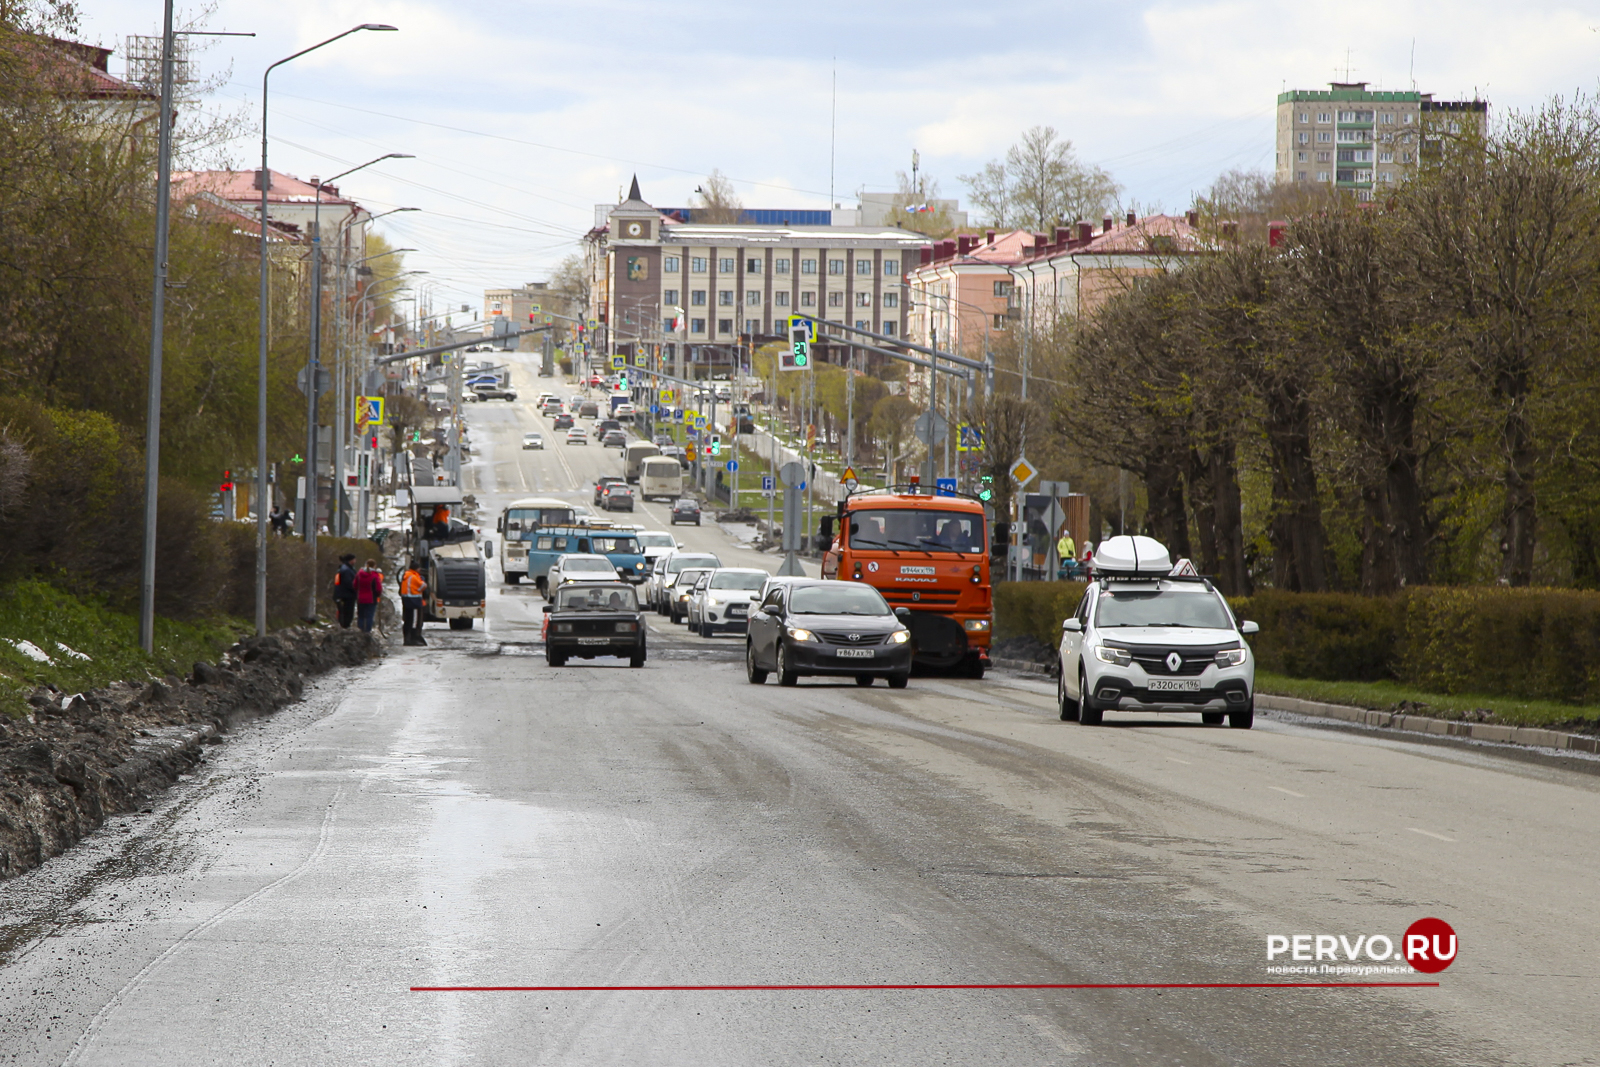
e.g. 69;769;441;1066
0;580;247;720
1254;670;1600;730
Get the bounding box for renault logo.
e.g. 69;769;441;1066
1166;652;1183;672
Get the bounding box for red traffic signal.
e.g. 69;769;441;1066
219;469;234;492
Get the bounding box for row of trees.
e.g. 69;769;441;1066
1014;96;1600;593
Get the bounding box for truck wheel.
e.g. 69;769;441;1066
535;577;548;597
746;641;768;684
1201;711;1225;725
547;651;565;667
965;654;986;680
1078;670;1104;725
449;617;472;630
1228;703;1255;729
1058;669;1079;722
776;644;799;687
507;573;521;585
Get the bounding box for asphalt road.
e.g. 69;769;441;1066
1;361;1596;1065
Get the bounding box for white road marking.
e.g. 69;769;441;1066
1267;786;1306;798
1166;757;1192;765
1408;827;1456;842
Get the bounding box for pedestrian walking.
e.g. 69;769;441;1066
332;553;358;629
399;559;428;646
354;558;383;633
270;505;291;537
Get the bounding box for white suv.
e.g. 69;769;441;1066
1056;536;1259;728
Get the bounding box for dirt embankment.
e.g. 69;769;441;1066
0;627;381;880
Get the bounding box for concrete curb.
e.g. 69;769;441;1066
992;656;1054;676
1255;694;1600;755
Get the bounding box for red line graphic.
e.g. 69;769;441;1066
410;982;1440;992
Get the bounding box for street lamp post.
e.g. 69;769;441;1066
255;22;396;637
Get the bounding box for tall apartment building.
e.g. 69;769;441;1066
585;178;930;373
1275;81;1488;198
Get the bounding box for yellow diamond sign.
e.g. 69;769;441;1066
1009;456;1038;485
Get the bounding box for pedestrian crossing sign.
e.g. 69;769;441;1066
355;396;384;428
957;423;985;452
611;355;626;370
634;352;647;367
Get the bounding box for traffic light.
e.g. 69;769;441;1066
368;433;379;449
709;434;722;457
619;374;629;390
977;475;994;502
219;469;233;492
787;317;811;369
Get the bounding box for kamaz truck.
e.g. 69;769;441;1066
404;485;489;630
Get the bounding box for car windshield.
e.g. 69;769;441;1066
790;584;892;616
1096;589;1234;629
637;533;674;548
675;569;711;587
591;537;639;554
669;556;719;573
558;586;637;611
504;507;573;539
848;508;985;553
710;571;767;591
565;558;615;573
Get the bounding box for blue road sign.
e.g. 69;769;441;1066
650;403;661;415
935;477;957;496
726;460;739;472
687;427;699;439
674;410;684;422
761;475;774;492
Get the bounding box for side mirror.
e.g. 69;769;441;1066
483;540;494;559
894;606;912;619
496;518;504;533
1062;618;1082;632
541;604;552;613
1240;620;1259;636
677;542;685;549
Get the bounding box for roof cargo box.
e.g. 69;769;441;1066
1093;535;1171;577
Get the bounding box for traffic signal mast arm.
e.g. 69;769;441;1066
373;325;554;365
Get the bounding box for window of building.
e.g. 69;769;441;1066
855;259;872;276
690;290;706;306
827;259;845;275
663;255;681;273
1403;113;1414;124
691;257;707;273
491;301;503;311
883;259;899;275
717;290;733;306
691;318;705;333
1380;112;1395;125
854;291;872;307
775;291;790;307
1336;129;1370;143
1379;151;1394;163
827;291;844;307
1316;112;1331;123
744;318;759;333
1316;131;1331;143
1317;171;1331;182
747;258;761;273
716;257;733;273
661;317;675;333
994;313;1008;328
1298;132;1309;145
801;291;816;307
801;258;817;274
882;321;897;337
1296;150;1307;162
664;288;679;305
1298;112;1309;123
1297;171;1308;181
717;318;733;334
1316;151;1331;162
855;319;870;331
775;257;791;274
882;292;898;308
1378;172;1394;183
746;290;761;306
1401;151;1414;163
1381;132;1394;143
993;280;1012;297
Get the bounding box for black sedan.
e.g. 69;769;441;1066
746;579;912;688
670;497;701;525
543;582;646;668
553;413;575;430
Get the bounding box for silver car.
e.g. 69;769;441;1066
545;553;622;600
645;549;722;613
687;568;770;638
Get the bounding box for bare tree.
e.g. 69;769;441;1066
960;126;1119;230
690;169;743;224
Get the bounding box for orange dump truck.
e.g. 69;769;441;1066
820;487;991;678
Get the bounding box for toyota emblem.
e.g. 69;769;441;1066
1166;652;1183;672
849;633;861;642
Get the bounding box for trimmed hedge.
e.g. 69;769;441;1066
998;581;1600;706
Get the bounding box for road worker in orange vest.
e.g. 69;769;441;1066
399;559;428;646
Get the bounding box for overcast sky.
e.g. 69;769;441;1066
74;0;1600;320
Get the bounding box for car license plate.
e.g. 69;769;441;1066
577;637;611;646
836;648;875;659
728;605;747;615
1147;678;1201;691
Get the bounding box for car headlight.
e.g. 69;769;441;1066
962;618;990;632
787;627;817;642
1215;647;1247;667
635;562;644;569
889;629;910;644
1093;645;1132;666
615;621;637;633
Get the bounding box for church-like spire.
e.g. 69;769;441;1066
627;174;642;202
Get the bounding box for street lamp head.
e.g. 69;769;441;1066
384;153;416;160
358;23;399;31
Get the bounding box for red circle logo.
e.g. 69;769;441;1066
1403;917;1458;973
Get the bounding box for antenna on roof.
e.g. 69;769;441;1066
1410;39;1416;91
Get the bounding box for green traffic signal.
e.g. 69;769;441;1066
978;488;993;501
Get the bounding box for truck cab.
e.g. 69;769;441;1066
821;487;992;677
406;486;488;630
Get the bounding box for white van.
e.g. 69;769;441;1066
640;455;684;502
